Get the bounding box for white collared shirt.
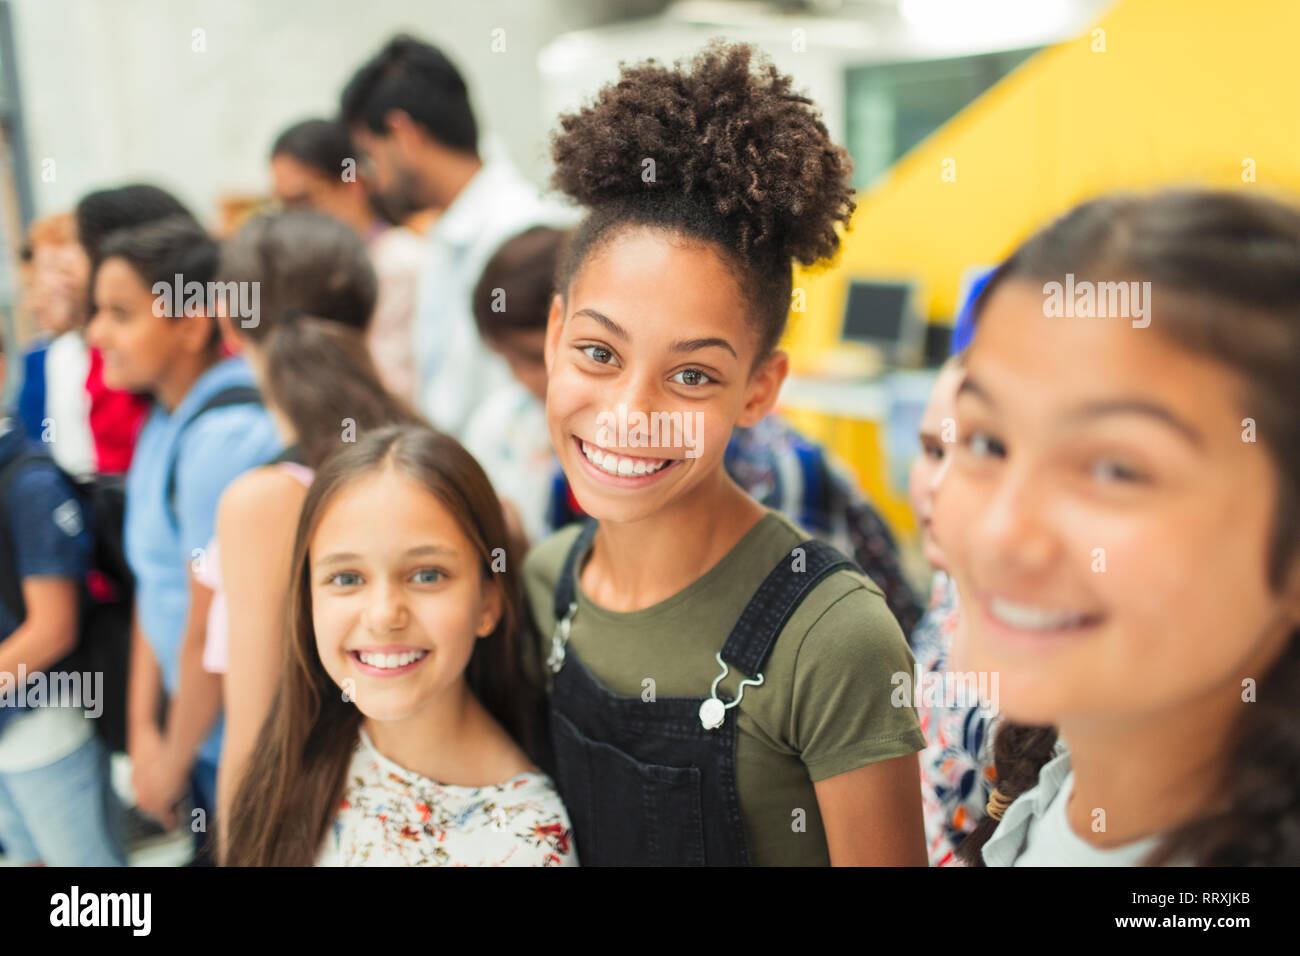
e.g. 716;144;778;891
414;159;573;439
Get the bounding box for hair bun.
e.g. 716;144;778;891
550;39;855;267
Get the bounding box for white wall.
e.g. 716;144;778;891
536;0;1115;147
10;0;1114;224
10;0;611;223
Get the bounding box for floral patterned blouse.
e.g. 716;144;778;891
316;730;578;867
911;572;998;867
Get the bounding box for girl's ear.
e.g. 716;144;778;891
735;348;789;429
477;575;505;639
543;293;564;376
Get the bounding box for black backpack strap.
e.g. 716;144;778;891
163;385;263;529
553;517;599;622
720;538;860;677
0;450;59;621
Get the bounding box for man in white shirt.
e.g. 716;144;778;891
341;34;564;438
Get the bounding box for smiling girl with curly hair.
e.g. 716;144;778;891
522;40;928;866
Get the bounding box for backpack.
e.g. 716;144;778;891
0;385;263;752
0;455;132;749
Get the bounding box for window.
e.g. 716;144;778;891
845;47;1041;190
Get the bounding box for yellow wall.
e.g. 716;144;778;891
778;0;1300;535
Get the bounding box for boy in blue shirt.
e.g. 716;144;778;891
86;216;280;861
0;330;126;865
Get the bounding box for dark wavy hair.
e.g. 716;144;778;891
549;39;856;364
97;215;222;349
76;183;195;269
473;226;570;342
271;118;354;175
224;425;546;866
956;188;1300;867
340;34;477;154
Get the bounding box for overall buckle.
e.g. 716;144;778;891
700;652;764;730
548;601;578;674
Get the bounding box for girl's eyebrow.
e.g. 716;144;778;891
572;307;737;358
671;336;736;359
405;544;456;558
956;376;996;406
316;545;455;566
572;308;628;340
959;375;1203;447
1064;400;1204;448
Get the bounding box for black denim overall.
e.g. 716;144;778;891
547;518;858;866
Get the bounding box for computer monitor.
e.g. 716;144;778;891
840;278;927;368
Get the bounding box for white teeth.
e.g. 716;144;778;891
989;599;1088;631
357;650;427;669
579;440;669;478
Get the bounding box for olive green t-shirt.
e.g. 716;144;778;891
522;510;926;866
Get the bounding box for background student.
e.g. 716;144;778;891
465;226;573;546
75;185;196;476
0;326;125;866
207;210;423;849
340;34;567;439
85;216;281;863
269;118;426;403
935;189;1300;866
12;214;88;453
904;355;997;866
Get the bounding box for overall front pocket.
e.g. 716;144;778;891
552;709;708;866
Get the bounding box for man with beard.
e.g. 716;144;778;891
341;35;559;438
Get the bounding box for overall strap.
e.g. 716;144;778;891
720;538;859;678
553;517;599;622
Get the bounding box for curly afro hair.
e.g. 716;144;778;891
550;40;856;360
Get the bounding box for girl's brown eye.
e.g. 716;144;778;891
1091;459;1145;484
966;431;1006;459
580;345;615;365
670;368;712;387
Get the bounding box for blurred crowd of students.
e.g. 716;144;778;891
0;33;1296;868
